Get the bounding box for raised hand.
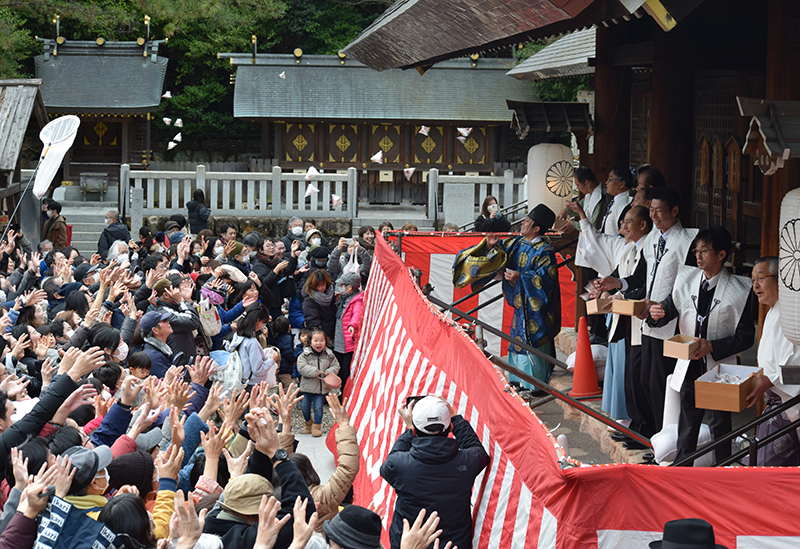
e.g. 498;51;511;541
223;440;253;479
166;379;196;411
245;408;280;457
10;447;29;491
285;497;318;549
254;495;293;549
198;381;223;422
173;490;207;549
118;375;145;407
189;356;216;386
326;394;349;427
68;346;105;382
54;456;75;499
221;388;249;434
169;406;186;449
273;260;289;275
200;423;233;460
272;384;303;428
156;444;184;481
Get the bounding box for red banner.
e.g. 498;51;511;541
344;233;800;548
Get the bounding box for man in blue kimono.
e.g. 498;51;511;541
453;204;560;389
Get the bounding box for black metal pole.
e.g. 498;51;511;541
465;292;504;315
487;354;651;447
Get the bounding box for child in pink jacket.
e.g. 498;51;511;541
333;272;364;395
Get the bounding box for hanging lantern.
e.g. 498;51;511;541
526;144;574;216
779;187;800;344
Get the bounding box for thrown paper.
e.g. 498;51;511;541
331;194;343;208
457;127;472;137
419;125;430;136
167;141;177;150
174;119;183;128
305;166;320;180
173;132;182;143
163;118;172;126
403;167;416;180
162;91;172;99
370;150;383;164
305;183;319;198
279;71;286;79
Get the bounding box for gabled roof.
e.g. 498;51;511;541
34;40;167;114
506;27;596;81
220;54;537;122
344;0;632;71
507;100;594;138
738;96;800;176
0;79;48;172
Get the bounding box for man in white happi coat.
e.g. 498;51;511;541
647;226;754;465
600;167;634;237
597;187;698;438
744;257;800;466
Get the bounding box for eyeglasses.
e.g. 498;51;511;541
751;274;776;285
691;248;714;256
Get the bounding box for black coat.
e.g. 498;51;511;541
301;286;337;340
186;200;210;233
380;415;490;549
98;222;131;259
155;299;201;363
474;214;511;233
203;450;315;549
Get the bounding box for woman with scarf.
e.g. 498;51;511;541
302;269;337;341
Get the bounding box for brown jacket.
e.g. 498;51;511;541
310;424;360;527
43;214;68;249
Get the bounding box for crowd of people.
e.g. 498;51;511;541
0;202;494;549
455;164;797;468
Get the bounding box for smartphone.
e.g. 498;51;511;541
406;395;426;407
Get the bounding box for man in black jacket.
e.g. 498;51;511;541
97;210;130;259
203;407;315;549
381;396;490;549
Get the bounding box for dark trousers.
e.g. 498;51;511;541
640;335;676;437
333;350;353;396
624;339;645;434
582;267;607;341
673;359;732;466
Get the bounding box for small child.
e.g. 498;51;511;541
296;328;340;437
127;351;152;380
268;316;296;391
293;328;311;380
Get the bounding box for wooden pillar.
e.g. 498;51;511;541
593;25;631;179
121;119;129;164
647;23;695;226
761;0;800;258
261;121;270;159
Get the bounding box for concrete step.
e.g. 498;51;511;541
54;185;120;204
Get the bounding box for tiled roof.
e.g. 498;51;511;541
506;27;595;81
0;79;47;172
342;0;632;72
34;40;167;113
223;54;537;122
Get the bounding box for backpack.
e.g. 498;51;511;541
209;346;247;393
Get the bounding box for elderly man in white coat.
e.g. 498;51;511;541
646;225;754;465
600;166;634;236
745;257;800;465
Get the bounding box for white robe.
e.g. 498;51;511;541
603;190;633;236
758;301;800;402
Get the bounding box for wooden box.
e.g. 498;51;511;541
663;335;701;360
610;299;646;316
695;364;762;413
586;298;613;315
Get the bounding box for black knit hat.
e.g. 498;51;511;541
309;246;329;259
527;203;556;232
323;505;382;549
107;450;155;497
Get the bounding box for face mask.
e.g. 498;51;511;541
113;340;129;362
116;253;128;263
315;259;327;267
214;246;224;255
239;255;251;264
292;226;303;236
47;211;54;218
104;219;110;226
310;237;321;246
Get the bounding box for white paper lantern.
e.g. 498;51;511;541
779;187;800;345
526;143;575;216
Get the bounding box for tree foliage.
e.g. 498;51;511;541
514;39;591;102
1;0;384;143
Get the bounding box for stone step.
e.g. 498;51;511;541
53;185;120;204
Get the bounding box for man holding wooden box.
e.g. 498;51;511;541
646;226;754;465
597;187;698;441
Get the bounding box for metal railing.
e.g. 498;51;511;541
426;292;652;447
671;392;800;467
458;199;529;232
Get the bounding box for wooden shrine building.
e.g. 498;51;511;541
217;52;538;205
344;0;799;272
34;38;168;184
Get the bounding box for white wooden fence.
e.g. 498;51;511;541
122;164;357;223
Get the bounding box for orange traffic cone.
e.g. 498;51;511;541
568;316;602;398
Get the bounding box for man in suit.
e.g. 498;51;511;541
646;226;754;465
596;187;698;438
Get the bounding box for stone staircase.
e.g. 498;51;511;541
352;204;437;234
52;185;120;257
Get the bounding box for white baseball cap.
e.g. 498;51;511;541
412;396;451;434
